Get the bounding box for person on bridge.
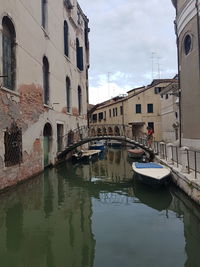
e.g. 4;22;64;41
146;127;154;147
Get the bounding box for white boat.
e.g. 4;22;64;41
132;162;171;187
72;150;101;162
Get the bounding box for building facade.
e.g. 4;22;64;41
172;0;200;149
160;79;180;143
0;0;89;190
90;79;176;141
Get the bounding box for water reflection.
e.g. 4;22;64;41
133;179;172;212
0;149;199;266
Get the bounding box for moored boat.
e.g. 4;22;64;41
89;141;105;151
107;140;122;148
72;149;101;162
132;162;171;187
128;148;145;159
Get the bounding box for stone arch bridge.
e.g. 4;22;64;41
57;124;154;160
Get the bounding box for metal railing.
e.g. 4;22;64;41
149;141;200;179
58;124;200;179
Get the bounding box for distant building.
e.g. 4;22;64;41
160;77;180;143
90;78;176;141
0;0;90;190
125;79;176;141
172;0;200;149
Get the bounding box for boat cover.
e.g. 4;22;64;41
135;163;163;169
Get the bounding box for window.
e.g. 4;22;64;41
136;104;141;114
64;21;69;57
66;77;71;113
43;56;50;105
115;107;118;116
41;0;48;30
92;114;97;122
148;122;154;133
78;86;82;115
64;0;73;9
113;108;115;117
76;38;84;71
109;109;111;117
165;94;169;100
104;111;106;120
98;112;103;121
2;17;16;90
147;104;153;113
184;34;192;55
154;87;162;94
120;106;123;115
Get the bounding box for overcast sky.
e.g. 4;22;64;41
78;0;177;104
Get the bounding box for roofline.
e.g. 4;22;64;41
127;85;145;94
91;79;178;113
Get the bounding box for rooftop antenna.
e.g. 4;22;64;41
107;72;112;99
157;55;162;79
150;52;156;80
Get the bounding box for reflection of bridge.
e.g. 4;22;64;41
57;124;154;160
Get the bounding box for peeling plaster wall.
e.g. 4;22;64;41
0;0;89;190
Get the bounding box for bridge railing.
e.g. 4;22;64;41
59;124;137;150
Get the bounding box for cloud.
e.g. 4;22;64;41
78;0;178;104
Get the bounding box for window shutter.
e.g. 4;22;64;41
78;47;84;71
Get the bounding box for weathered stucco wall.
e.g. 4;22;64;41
0;0;89;190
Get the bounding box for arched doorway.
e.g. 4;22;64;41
43;123;52;167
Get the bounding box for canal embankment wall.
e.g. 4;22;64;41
156;146;200;206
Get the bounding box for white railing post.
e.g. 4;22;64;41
166;143;173;165
180;146;189;173
159;142;165;159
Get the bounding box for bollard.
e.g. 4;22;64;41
166;143;173;164
180;146;189;173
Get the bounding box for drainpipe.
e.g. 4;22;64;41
196;0;200;77
174;13;182;147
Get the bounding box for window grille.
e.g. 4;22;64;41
4;122;22;167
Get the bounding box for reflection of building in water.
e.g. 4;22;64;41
75;149;132;184
0;168;95;267
169;188;200;267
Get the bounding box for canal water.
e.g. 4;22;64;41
0;148;200;267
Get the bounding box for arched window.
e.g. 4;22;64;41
43;56;50;105
184;34;192;55
41;0;48;29
66;77;71;113
64;21;69;57
2;17;16;90
76;38;83;71
78;86;82;115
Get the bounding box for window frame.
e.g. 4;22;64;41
136;104;141;114
147;103;153;113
